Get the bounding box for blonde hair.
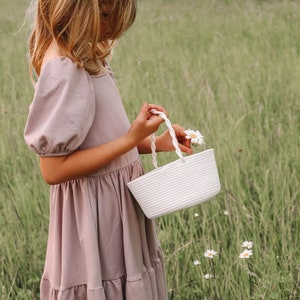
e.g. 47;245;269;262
28;0;137;76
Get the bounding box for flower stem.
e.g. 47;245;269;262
248;261;253;299
210;260;220;300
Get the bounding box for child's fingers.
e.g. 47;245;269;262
178;143;193;154
172;124;193;153
172;124;188;142
139;103;164;121
136;103;164;132
139;102;151;119
148;104;168;117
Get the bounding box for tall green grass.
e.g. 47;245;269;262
1;0;299;299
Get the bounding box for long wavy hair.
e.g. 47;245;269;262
28;0;137;76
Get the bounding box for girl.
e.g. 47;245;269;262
24;0;192;299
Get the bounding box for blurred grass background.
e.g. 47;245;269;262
0;0;299;299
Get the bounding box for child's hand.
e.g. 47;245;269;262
156;124;193;154
128;103;167;145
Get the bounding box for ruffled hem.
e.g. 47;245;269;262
41;259;167;300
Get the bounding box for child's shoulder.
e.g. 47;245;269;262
39;42;82;79
41;40;75;71
41;40;65;71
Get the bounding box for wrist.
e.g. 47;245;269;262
137;136;152;154
154;135;163;152
124;131;140;150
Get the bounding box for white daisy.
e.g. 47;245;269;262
239;249;253;259
185;129;205;145
242;241;253;249
193;260;201;266
204;249;218;259
204;273;213;280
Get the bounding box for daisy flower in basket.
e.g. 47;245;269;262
185;129;205;146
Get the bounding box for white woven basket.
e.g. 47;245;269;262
127;110;221;219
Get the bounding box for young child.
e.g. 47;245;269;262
24;0;192;299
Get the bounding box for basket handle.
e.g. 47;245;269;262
150;109;185;168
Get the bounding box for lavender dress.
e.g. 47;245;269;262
24;57;167;300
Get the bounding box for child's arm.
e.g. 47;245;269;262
40;134;134;184
39;103;165;185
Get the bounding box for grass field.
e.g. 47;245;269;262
0;0;299;299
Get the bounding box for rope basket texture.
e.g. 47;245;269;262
127;110;221;219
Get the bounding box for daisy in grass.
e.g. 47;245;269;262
185;129;205;145
204;273;213;280
239;249;253;259
242;241;253;249
204;249;218;259
224;210;230;216
193;260;201;266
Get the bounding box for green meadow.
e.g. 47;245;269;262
1;0;299;299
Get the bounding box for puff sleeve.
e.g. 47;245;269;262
24;57;96;156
